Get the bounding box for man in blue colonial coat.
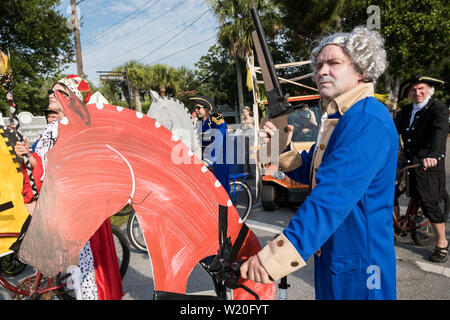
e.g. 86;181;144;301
189;95;230;195
241;26;398;300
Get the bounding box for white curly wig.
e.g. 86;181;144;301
311;26;388;83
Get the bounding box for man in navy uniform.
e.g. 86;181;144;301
189;95;230;195
394;75;448;263
241;26;398;299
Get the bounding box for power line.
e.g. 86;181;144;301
148;35;216;65
84;0;185;55
82;0;158;46
137;8;210;62
88;8;211;69
81;0;158;47
89;21;185;69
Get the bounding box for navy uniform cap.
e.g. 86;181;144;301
189;95;215;111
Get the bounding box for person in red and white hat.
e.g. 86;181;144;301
14;75;124;300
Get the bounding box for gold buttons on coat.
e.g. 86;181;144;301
291;261;299;267
277;240;284;247
319;144;325;150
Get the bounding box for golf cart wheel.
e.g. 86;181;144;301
261;184;278;211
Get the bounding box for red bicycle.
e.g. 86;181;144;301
393;163;449;246
0;267;70;300
0;224;129;300
0;227;70;300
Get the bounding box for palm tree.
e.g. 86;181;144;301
148;64;174;97
206;0;281;111
175;66;197;95
125;60;147;112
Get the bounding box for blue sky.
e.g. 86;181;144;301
57;0;219;85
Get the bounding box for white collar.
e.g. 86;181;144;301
412;95;431;111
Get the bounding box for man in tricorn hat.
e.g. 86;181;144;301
189;95;230;195
394;75;448;263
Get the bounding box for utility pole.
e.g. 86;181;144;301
124;66;134;110
70;0;84;77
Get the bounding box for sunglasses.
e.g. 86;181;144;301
195;106;205;110
48;89;69;97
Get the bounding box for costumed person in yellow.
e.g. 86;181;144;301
241;26;398;300
0;128;30;261
0;50;29;263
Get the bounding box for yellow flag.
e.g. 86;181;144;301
246;57;253;92
0;50;11;75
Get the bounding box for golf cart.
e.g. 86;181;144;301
246;54;323;211
260;95;321;210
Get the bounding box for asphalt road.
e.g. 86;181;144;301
120;136;450;300
1;139;449;300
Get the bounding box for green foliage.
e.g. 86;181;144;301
97;62;198;110
194;45;238;105
274;0;449;103
206;0;281;59
0;0;74;116
273;0;365;60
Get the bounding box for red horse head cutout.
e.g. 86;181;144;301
19;90;274;300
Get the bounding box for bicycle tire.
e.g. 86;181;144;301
0;252;27;277
410;214;437;246
55;225;130;300
261;183;278;211
229;180;252;222
111;224;130;279
126;211;148;253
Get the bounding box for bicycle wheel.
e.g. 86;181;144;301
126;211;148;253
0;252;27;277
229;180;252;222
410;211;437;246
111;224;130;279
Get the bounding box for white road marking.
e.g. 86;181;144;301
415;261;450;278
245;219;284;235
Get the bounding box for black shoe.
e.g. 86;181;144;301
429;243;449;263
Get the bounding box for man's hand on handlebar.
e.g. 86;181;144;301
422;157;438;170
240;254;273;284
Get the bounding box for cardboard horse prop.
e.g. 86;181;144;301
18;90;274;299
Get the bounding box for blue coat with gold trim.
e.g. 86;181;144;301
285;97;398;300
201;113;230;195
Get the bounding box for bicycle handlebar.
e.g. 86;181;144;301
397;163;421;176
397;154;443;176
